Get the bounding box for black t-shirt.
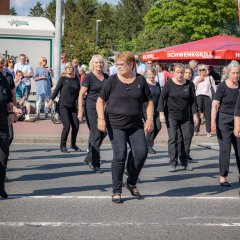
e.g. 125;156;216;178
0;73;12;133
82;72;109;109
99;74;152;130
214;81;239;115
148;82;161;114
4;72;15;90
51;76;80;109
158;78;197;121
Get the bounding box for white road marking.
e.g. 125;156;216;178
8;195;240;200
0;222;240;227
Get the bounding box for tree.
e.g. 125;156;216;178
10;7;17;15
29;1;45;17
45;0;56;24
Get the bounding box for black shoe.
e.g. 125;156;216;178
0;189;8;199
60;147;70;153
220;181;231;187
148;147;156;154
94;167;102;174
125;182;142;199
187;156;193;161
70;145;81;152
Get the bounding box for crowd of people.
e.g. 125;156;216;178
1;51;240;203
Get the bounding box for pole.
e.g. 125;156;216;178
54;0;63;85
96;20;102;46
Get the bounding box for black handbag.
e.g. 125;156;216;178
209;76;215;100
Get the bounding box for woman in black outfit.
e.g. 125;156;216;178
145;68;161;154
48;62;80;153
96;51;154;203
211;63;240;187
159;64;198;172
0;71;21;198
78;54;108;173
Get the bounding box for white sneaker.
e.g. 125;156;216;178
25;115;30;121
194;132;198;136
207;133;212;137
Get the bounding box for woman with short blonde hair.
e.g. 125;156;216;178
78;54;109;173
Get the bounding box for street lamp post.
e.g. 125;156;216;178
96;19;102;46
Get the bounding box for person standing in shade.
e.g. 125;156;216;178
193;64;216;137
48;62;81;153
78;54;108;173
145;68;161;154
33;57;51;120
212;63;240;187
96;51;154;203
159;64;198;172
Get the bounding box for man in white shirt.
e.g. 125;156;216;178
14;54;33;100
135;54;146;76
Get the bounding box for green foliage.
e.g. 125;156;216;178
29;1;45;17
10;7;17;15
45;0;56;24
41;0;240;63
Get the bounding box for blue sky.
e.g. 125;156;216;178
10;0;119;16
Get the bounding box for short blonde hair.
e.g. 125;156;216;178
198;64;209;75
173;63;184;72
89;54;106;72
115;51;136;71
39;57;47;65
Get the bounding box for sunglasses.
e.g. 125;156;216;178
9;60;14;63
199;69;206;71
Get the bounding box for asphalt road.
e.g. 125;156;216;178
1;144;240;240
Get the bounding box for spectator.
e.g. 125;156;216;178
189;60;198;79
33;57;51;120
193;64;216;137
79;66;86;86
15;70;34;122
60;53;67;76
209;66;221;85
72;58;80;81
135;54;146;76
14;54;33;100
4;58;15;78
155;62;169;89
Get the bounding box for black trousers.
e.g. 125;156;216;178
85;107;107;168
59;105;79;148
146;114;162;148
108;127;147;194
217;112;240;177
8;121;14;146
178;119;194;162
195;95;212;133
0;134;9;190
166;117;192;166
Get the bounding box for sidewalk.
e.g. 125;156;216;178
12;118;218;147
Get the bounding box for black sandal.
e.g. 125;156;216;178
125;183;142;199
112;193;122;204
